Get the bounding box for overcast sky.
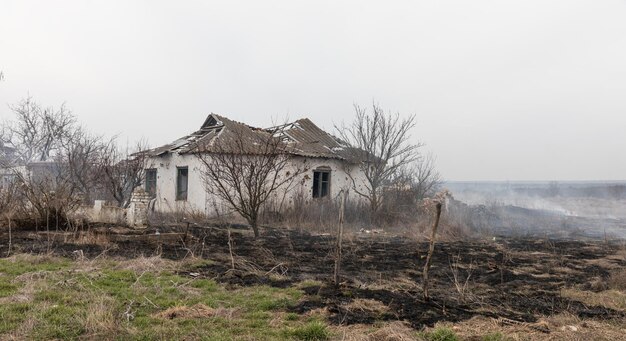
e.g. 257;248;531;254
1;1;625;181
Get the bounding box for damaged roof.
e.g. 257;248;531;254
148;113;370;163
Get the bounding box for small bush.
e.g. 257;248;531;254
290;321;330;341
425;327;459;341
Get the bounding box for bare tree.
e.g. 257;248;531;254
390;153;441;201
194;124;307;238
3;96;75;163
64;128;108;204
336;103;423;218
99;139;149;208
0;97;109;227
413;153;441;199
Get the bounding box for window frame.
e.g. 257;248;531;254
312;168;331;199
176;166;189;201
144;168;157;197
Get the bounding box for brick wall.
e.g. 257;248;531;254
127;188;152;228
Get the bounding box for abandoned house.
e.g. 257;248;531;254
143;114;370;216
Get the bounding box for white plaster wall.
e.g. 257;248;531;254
271;156;369;210
145;153;209;215
144;153;369;215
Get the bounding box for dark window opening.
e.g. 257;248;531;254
176;167;188;201
145;169;157;197
312;170;330;198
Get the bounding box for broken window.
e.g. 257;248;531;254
176;167;188;201
312;169;330;198
145;169;157;197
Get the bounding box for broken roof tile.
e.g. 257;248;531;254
147;113;369;163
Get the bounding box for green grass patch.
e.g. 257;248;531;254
0;255;70;276
288;321;331;340
285;312;300;321
0;254;313;340
33;304;86;340
423;327;459;341
0;277;18;298
0;303;30;333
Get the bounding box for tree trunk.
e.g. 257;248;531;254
228;227;235;270
422;202;442;301
251;221;260;238
369;194;378;225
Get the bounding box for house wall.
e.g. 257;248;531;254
145;153;209;215
144;153;369;216
271;156;369;210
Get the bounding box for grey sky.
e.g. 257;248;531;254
1;0;625;181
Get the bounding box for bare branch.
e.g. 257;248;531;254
194;121;307;238
336;102;425;219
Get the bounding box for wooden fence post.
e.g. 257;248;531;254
422;202;442;301
334;190;346;286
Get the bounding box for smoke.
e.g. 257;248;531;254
444;181;626;239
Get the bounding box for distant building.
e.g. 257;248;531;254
144;114;370;215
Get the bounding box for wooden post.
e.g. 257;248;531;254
228;227;235;270
422;202;442;301
7;217;12;257
334;190;346;286
184;221;190;243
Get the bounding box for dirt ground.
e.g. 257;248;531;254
1;225;625;337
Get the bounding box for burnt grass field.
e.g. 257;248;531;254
1;224;625;337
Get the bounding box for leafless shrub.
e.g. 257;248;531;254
448;254;475;303
147;206;211;228
193;120;308;238
0;178;21;254
278;190;372;234
336;102;425;220
99;139;149;208
0;97;149;230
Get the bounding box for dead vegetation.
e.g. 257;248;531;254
154;304;239;320
0;226;624;340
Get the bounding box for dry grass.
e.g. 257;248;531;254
436;313;626;341
368;321;420;341
114;255;176;274
541;313;626;341
6;253;61;266
83;295;119;337
607;268;626;291
336;321;420;341
154;304;238;320
364;274;420;292
343;298;390;316
71;231;114;247
561;288;626;311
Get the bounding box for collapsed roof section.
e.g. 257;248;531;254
147;114;371;164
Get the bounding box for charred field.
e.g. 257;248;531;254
0;225;624;340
